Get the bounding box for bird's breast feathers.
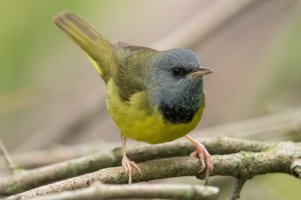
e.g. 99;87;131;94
106;80;204;144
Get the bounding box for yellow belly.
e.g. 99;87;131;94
106;80;204;144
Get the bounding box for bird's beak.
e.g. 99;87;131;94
190;66;213;78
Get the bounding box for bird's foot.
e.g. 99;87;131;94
122;155;142;184
190;142;213;185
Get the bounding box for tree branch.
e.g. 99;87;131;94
30;183;219;200
5;139;301;199
229;179;246;200
0;137;271;195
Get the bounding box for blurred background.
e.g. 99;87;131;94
1;0;301;199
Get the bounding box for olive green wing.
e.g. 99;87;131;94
112;42;157;102
54;11;112;83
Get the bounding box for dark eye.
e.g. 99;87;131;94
171;66;185;77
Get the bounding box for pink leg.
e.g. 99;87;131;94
121;136;142;184
185;135;213;185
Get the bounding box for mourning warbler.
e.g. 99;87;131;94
54;11;213;184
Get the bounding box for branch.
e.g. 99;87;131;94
6;139;301;199
0;137;271;195
30;183;219;200
0;140;20;175
229;179;246;200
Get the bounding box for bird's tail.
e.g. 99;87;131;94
54;11;112;83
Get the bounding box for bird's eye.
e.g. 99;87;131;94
171;66;185;77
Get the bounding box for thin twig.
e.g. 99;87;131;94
229;179;246;200
0;140;19;175
30;183;219;200
0;137;271;195
5;139;301;199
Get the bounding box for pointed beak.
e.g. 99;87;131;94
190;66;213;78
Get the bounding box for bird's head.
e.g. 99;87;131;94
147;48;212;123
153;48;211;83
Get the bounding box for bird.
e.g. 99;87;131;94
54;11;213;184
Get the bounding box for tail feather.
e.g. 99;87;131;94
54;11;112;82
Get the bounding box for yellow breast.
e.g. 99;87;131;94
106;80;204;144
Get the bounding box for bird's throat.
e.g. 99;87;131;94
159;102;198;123
158;90;205;124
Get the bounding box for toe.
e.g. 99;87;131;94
122;157;133;184
121;156;142;184
125;159;132;184
197;153;206;172
189;151;198;158
186;136;213;184
203;150;213;185
192;143;213;184
122;161;129;175
130;161;142;174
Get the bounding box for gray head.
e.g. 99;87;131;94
147;48;212;124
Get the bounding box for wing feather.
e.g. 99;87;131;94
112;42;157;101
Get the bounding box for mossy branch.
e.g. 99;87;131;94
4;137;301;199
0;137;270;196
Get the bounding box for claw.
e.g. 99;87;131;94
121;136;142;184
195;143;213;184
122;155;142;184
130;161;142;175
186;135;213;185
189;150;198;158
